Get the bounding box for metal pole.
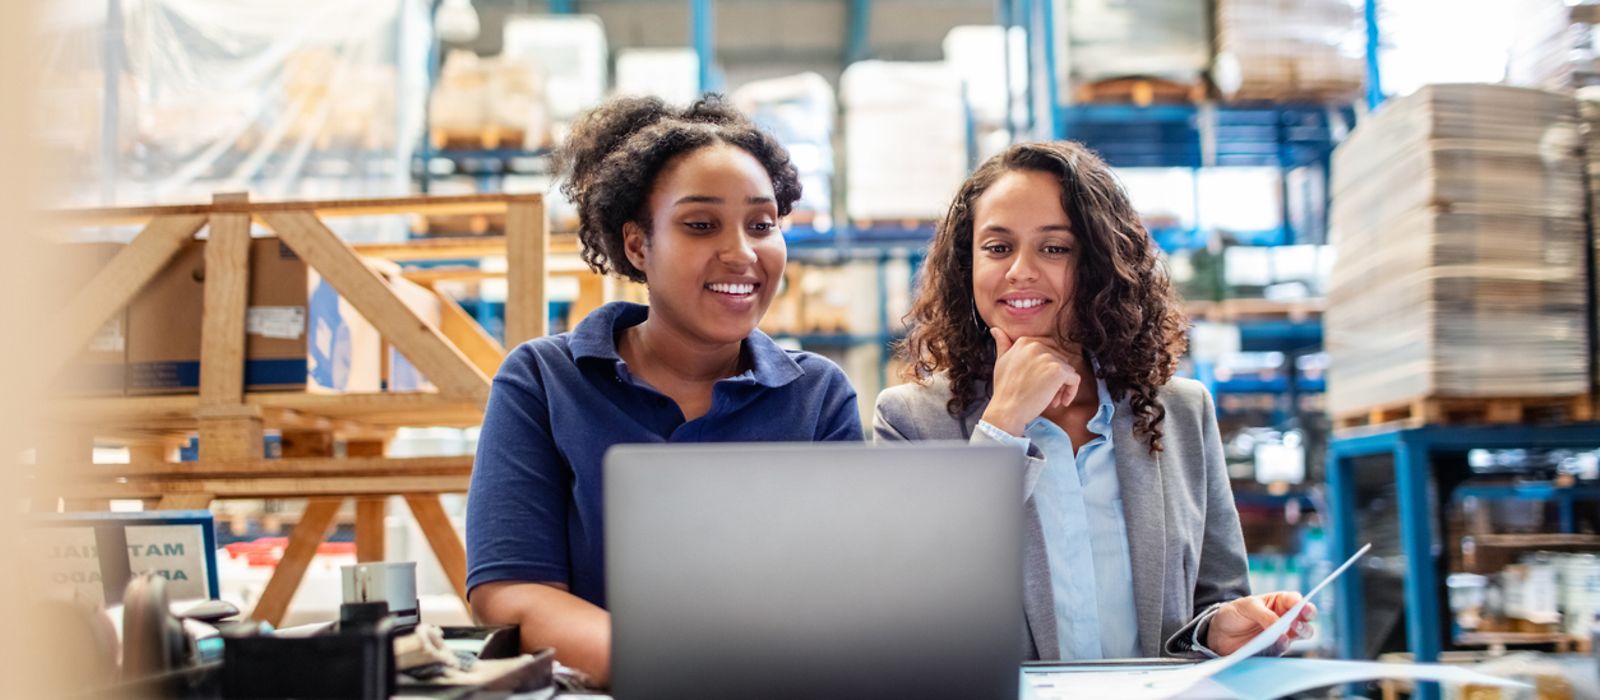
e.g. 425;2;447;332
1364;0;1384;110
1038;0;1059;140
693;0;715;95
845;0;871;65
997;0;1016;143
1325;445;1365;660
1394;435;1441;700
101;0;125;205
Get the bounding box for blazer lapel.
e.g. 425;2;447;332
1113;402;1167;657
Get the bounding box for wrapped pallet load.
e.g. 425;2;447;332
428;50;488;147
502;14;608;124
1213;0;1365;102
429;51;549;150
1058;0;1210;86
841;61;966;222
1326;85;1593;419
733;73;836;234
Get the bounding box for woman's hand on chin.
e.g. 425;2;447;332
978;327;1080;436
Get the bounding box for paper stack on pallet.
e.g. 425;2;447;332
1213;0;1364;102
429;50;550;149
1581;88;1600;397
1326;84;1593;417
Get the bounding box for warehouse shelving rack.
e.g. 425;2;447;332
1326;424;1600;700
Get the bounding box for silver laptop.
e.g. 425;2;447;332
605;442;1025;700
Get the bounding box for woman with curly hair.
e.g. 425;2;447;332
875;141;1313;661
466;95;862;686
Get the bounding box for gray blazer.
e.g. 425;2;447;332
873;374;1250;660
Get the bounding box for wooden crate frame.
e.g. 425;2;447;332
35;192;548;626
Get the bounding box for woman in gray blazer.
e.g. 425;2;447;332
875;141;1315;661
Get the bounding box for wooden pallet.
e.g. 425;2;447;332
431;126;526;151
1334;394;1595;433
412;212;507;237
849;218;941;236
37;192;551;626
1074;77;1206;107
1186;298;1325;323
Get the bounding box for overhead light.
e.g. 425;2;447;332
437;0;481;44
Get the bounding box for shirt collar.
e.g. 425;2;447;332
1086;374;1115;436
569;301;805;389
1023;367;1116;439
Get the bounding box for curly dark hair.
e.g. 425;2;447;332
555;94;803;283
898;141;1189;452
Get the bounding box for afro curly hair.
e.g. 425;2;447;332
555;94;803;283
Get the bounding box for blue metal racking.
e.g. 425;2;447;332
1326;424;1600;700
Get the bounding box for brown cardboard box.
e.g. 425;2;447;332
52;243;127;396
127;237;381;395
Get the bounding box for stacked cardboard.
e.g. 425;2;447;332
1326;85;1593;416
1580;88;1600;399
1213;0;1364;102
841;61;967;221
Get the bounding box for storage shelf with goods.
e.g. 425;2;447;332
1448;480;1600;649
1326;425;1600;678
1320;82;1600;689
35;192;551;628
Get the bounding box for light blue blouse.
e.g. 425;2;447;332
977;375;1141;659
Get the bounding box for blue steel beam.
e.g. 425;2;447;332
1394;436;1440;700
1037;0;1059;140
846;0;871;64
693;0;715;94
1325;449;1365;661
1365;0;1384;110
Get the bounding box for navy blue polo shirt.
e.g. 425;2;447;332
465;301;863;607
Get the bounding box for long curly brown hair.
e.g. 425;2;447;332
898;141;1188;452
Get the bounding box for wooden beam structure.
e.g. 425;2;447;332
37;192;549;621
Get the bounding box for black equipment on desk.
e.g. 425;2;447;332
220;601;399;699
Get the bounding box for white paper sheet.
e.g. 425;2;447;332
1023;543;1521;700
1209;657;1524;700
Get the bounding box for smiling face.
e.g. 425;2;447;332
623;143;786;345
971;169;1078;341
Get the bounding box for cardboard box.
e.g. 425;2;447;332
127;237;381;395
384;274;443;392
52;243;127;396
